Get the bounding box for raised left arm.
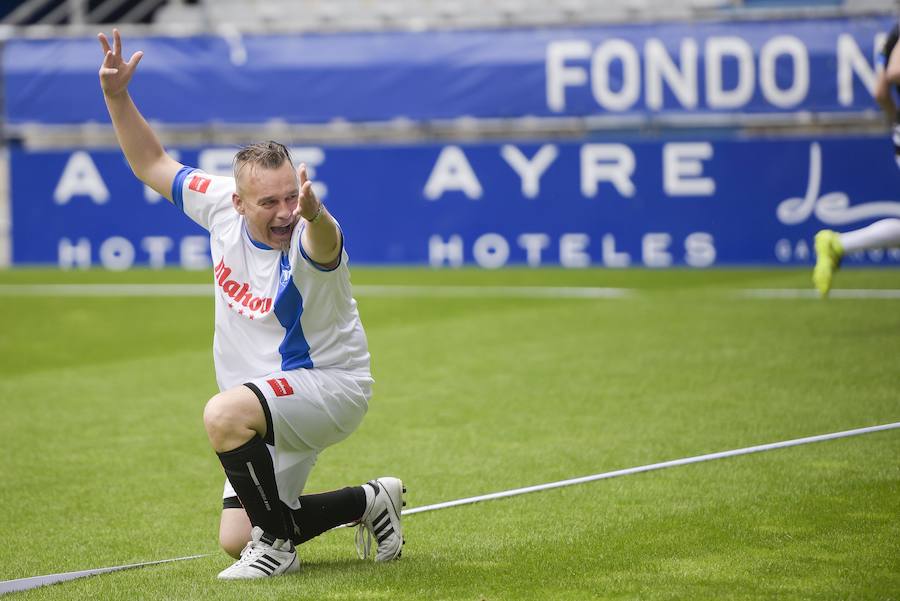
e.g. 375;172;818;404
295;164;341;268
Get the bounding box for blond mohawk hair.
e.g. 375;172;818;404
233;141;293;181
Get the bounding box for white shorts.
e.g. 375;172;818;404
222;367;372;510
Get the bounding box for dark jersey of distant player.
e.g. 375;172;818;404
882;23;900;99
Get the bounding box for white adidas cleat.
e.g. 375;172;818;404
217;526;300;580
356;477;406;561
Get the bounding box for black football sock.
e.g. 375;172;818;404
289;486;367;544
216;434;292;541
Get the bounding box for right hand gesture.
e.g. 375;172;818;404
97;29;143;98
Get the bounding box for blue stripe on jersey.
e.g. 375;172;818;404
171;166;197;211
273;252;313;370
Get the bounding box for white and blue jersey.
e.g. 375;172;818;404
172;166;371;392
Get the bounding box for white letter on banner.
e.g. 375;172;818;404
429;235;464;267
290;147;328;199
685;232;716;267
473;234;510;269
591;39;641;111
58;238;91;269
180;236;211;270
705;37;755;109
518;233;550;267
54;151;109;205
643;233;673;267
500;145;559;198
581;144;636;198
645;38;699;110
663;143;715;196
546;40;592;112
560;233;591;267
100;236;135;271
602;234;630;267
142;236;173;269
424;146;483;200
837;33;878;106
759;36;809;108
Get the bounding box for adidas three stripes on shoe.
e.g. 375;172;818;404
356;477;406;561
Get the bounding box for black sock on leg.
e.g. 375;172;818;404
290;486;367;544
216;434;292;541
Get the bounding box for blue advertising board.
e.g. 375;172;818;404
2;15;894;126
10;135;900;268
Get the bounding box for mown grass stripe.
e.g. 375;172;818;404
3;421;896;595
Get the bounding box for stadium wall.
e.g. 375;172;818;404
4;14;900;268
10;136;900;268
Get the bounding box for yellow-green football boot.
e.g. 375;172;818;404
812;230;844;298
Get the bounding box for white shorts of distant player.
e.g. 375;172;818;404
223;367;372;510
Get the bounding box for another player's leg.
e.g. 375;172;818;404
814;219;900;297
839;218;900;255
204;386;299;579
813;229;844;298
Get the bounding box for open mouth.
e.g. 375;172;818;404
270;224;293;238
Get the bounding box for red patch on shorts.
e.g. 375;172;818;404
188;175;211;194
267;377;294;397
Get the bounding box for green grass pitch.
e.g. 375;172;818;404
0;267;898;600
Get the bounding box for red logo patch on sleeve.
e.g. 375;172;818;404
188;175;211;194
267;378;294;397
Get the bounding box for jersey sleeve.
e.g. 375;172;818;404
294;220;347;275
171;166;237;232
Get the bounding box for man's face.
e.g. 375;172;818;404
233;161;299;250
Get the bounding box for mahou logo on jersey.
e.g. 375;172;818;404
214;258;274;314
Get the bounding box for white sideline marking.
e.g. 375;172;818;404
740;288;900;299
402;421;900;516
0;283;631;299
1;423;897;595
0;555;209;596
2;283;899;300
0;284;213;297
355;285;631;299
